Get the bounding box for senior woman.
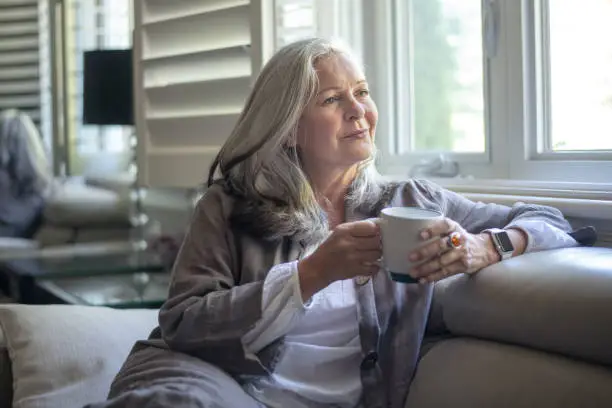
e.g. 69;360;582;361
89;38;580;408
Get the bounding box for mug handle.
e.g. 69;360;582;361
365;217;384;267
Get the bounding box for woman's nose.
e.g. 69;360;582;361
344;98;366;121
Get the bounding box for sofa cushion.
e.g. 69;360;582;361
0;238;39;258
84;172;133;197
439;247;612;366
0;304;158;408
407;337;612;408
44;180;131;227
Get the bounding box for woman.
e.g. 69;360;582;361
89;38;579;408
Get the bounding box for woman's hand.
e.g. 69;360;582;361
298;220;382;300
408;218;499;284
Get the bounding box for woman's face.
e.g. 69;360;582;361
297;53;378;175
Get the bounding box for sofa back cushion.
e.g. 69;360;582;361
0;304;158;408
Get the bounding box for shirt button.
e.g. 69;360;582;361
360;351;379;371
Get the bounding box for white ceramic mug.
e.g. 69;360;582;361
378;207;443;283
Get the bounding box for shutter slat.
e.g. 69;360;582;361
0;80;39;94
143;45;251;88
0;0;37;6
143;4;250;60
143;0;248;25
145;76;250;121
0;65;38;80
0;5;37;22
148;113;240;148
0;94;39;108
0;21;38;36
0;36;38;51
146;150;218;187
0;50;38;66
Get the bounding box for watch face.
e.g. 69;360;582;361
496;231;514;252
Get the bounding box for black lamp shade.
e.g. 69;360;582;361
83;49;134;125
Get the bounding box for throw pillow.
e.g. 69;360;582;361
0;304;158;408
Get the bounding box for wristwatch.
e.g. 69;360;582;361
485;229;515;261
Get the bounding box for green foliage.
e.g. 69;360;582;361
411;0;457;150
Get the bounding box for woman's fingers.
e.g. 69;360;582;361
353;248;383;263
409;218;461;262
419;218;456;241
353;235;382;251
419;260;466;283
411;246;467;279
344;220;380;237
408;236;449;262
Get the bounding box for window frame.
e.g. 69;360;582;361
511;0;612;184
365;0;502;178
358;0;612;187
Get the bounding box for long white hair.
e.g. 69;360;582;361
208;38;388;243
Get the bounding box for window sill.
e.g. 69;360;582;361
380;175;612;248
382;175;612;221
457;192;611;220
428;177;612;201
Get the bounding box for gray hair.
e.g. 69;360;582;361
208;38;387;244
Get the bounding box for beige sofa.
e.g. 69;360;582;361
1;247;611;408
0;176;133;259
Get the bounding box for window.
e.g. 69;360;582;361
515;0;612;183
40;0;132;176
274;0;363;61
275;0;316;48
541;0;612;152
67;0;132;174
395;0;486;154
307;0;612;185
131;0;611;188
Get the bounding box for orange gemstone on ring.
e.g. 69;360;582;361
450;233;462;248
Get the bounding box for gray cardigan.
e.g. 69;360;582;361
144;179;577;408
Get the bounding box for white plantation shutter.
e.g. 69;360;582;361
133;0;274;188
0;0;41;126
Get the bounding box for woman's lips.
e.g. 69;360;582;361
343;129;369;139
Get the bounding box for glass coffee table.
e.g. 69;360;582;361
36;271;170;309
0;250;170;308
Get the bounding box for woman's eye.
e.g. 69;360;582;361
357;89;370;97
323;96;339;105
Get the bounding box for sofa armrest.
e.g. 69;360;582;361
435;247;612;366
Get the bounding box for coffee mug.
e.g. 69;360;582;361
378;207;444;283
